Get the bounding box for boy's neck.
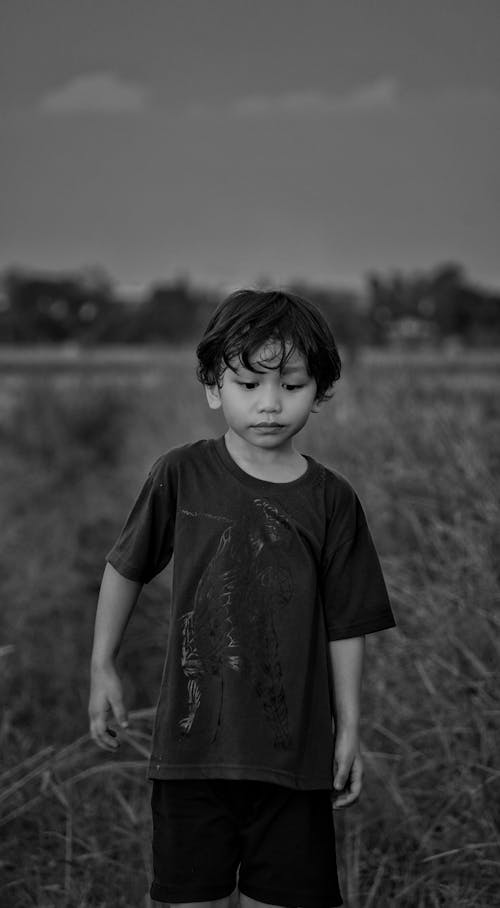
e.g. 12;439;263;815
224;430;307;482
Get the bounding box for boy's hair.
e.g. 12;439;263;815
196;289;341;402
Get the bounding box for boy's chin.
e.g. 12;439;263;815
244;427;296;447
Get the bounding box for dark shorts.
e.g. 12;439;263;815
150;779;342;907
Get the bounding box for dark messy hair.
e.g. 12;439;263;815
196;289;341;402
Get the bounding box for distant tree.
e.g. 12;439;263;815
365;262;500;347
137;277;205;343
289;282;363;360
366;268;433;345
74;267;122;345
2;263;498;348
366;273;393;345
0;266;134;345
1;269;84;343
427;263;466;338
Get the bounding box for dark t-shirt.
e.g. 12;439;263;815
106;435;396;790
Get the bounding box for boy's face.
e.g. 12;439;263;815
205;340;320;452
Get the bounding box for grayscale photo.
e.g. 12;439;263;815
1;3;499;907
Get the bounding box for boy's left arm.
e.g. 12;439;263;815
329;636;365;809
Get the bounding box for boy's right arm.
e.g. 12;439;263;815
88;562;143;751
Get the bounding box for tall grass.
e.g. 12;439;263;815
1;352;499;907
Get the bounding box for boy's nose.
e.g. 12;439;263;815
257;389;282;413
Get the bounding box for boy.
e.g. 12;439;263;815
89;289;396;908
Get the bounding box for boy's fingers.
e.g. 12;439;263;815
332;753;363;808
109;697;129;728
91;724;120;751
90;712;121;750
333;761;349;791
332;774;362;809
332;788;359;809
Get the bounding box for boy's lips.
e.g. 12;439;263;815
251;423;285;431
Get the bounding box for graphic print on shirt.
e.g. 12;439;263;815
179;497;293;748
179;525;241;738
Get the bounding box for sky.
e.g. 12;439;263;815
1;0;499;294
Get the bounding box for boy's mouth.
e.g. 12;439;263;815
251;422;284;431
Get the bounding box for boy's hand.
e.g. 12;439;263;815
332;726;363;810
89;663;129;751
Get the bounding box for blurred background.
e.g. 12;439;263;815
1;2;499;906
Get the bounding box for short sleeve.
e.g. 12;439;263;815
321;490;396;640
105;455;176;584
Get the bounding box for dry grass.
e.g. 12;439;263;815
1;348;499;907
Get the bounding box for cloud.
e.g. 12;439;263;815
39;72;149;115
346;77;399;111
189;77;399;120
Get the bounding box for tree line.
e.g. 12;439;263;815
1;262;499;351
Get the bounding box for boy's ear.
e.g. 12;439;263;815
311;398;323;414
205;383;222;410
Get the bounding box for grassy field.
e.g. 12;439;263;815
1;346;499;907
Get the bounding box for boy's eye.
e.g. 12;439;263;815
236;381;305;391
